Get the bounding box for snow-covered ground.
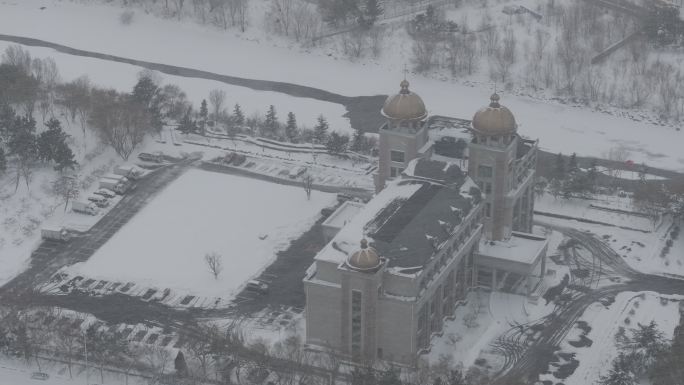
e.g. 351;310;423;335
425;290;555;368
69;169;337;297
0;40;353;134
1;0;683;171
541;291;683;385
535;193;657;232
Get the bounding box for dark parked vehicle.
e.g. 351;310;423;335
138;152;163;163
232;154;247;166
245;280;269;295
93;188;116;198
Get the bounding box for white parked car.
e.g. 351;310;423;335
288;166;307;179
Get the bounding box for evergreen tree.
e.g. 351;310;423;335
177;107;197;135
198;99;208;134
7;115;38;191
568;152;578;172
361;0;383;28
599;353;638;385
232;103;245;126
263;105;278;136
53;142;77;171
554;152;566;180
131;75;164;132
350;128;365;152
0;147;6;174
174;350;189;378
313;115;329;144
37;119;76;171
326;132;349;155
285;111;298;142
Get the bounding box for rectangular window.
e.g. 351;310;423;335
351;290;362;357
390;150;405;163
390;167;404;178
485;203;491;218
478;165;493;178
485;182;492;194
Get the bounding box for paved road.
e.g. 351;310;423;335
493;225;684;384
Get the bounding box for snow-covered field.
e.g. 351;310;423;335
69;169;337;297
535;193;657;232
1;0;683;171
0;40;353;134
542;291;683;385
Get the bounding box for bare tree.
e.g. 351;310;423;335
55;322;81;379
303;173;313;200
204;252;223;279
52;174;80;212
208;89;226;121
90;89;149;160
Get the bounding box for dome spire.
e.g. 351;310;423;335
489;93;501;108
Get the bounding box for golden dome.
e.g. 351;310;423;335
381;80;427;121
348;239;381;271
472;93;517;136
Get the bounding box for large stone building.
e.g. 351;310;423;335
303;81;548;366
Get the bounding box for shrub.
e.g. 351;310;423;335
119;10;135;25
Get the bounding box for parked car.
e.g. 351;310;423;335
72;201;98;216
93;188;116;199
138;152;164;163
336;193;353;203
222;152;235;164
288;166;307;179
87;195;110;208
41;226;70;241
99;178;128;194
245;280;269;295
30;372;49;380
321;207;336;216
114;165;144;180
232;153;246;166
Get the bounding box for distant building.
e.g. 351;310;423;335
303;81;548;366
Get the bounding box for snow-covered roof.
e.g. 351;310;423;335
322;200;364;229
478;232;547;265
316;174;478;269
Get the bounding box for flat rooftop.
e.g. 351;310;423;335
322;200;364;229
478;232;547;265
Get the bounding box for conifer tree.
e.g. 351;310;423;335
177;107;197;135
313;115;329;144
569;152;578;172
232;103;245;126
198;99;208;134
285;111;298;142
263;105;278;136
554;152;566;180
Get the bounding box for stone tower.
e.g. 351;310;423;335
374;80;429;192
468;94;536;241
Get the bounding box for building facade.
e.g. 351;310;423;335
304;82;548;366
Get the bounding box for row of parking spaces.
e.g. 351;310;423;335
41;272;233;310
41;314;182;349
247;305;303;331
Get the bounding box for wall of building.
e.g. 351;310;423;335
376;123;428;191
304;279;342;348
